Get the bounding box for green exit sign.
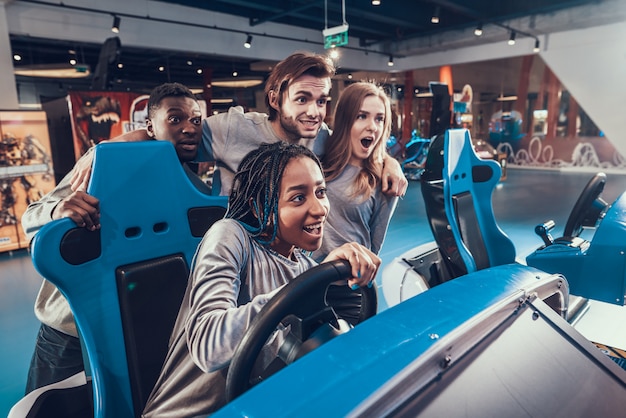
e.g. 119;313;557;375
323;24;349;49
324;32;348;49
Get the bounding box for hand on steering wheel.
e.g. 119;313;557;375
224;260;377;402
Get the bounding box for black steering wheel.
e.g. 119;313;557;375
563;172;608;238
224;259;377;402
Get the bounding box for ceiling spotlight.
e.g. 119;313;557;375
232;70;238;77
533;39;540;53
187;60;193;66
347;73;353;79
197;68;203;74
329;48;340;60
244;35;252;49
111;15;121;33
431;6;440;24
68;49;77;66
387;55;394;67
508;31;516;45
158;66;165;72
474;23;483;36
371;0;381;5
117;63;124;69
13;54;22;61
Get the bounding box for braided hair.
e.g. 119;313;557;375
226;141;323;245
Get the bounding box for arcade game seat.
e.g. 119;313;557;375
27;141;228;418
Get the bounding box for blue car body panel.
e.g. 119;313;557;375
527;191;626;305
215;264;563;417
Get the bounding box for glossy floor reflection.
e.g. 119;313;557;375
2;167;626;415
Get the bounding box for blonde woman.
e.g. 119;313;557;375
313;82;399;323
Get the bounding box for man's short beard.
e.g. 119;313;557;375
280;114;318;142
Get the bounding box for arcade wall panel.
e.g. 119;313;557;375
68;90;143;160
0;111;56;252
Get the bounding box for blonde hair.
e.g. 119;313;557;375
322;82;391;200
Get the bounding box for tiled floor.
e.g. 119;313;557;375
0;249;41;416
2;167;626;415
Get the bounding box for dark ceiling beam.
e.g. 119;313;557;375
428;0;596;21
214;0;393;40
300;3;392;39
210;0;279;12
14;0;395;59
337;2;426;30
424;0;595;35
249;0;324;26
216;0;392;40
360;0;547;47
425;0;484;20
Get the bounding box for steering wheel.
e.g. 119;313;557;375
563;172;607;238
224;259;377;402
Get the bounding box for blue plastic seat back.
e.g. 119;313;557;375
422;129;515;277
443;129;516;272
30;141;228;418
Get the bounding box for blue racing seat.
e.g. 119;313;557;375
30;141;228;418
421;129;515;278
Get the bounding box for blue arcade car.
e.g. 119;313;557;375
21;131;626;417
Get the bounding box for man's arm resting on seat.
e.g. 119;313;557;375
381;154;408;197
22;151;101;239
70;129;151;191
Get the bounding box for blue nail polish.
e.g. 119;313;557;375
367;280;374;288
350;284;359;290
358;270;361;279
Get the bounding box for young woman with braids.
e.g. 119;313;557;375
313;82;399;324
142;142;380;417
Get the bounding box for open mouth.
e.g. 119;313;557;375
179;141;198;151
303;223;323;236
361;137;374;148
300;119;319;129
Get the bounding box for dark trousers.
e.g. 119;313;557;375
25;323;84;394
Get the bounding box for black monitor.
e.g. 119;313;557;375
429;82;450;97
428;82;451;136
